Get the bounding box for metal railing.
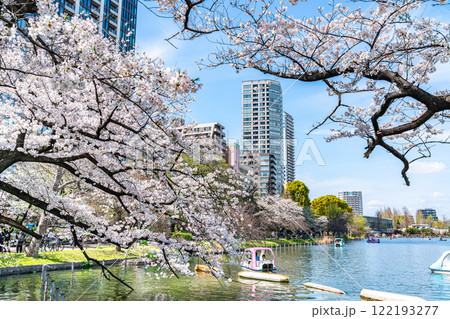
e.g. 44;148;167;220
41;264;66;301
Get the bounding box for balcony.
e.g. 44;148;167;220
65;1;75;11
91;6;100;15
110;5;118;14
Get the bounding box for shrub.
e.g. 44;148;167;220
172;232;193;241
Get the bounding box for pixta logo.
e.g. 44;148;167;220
296;138;326;166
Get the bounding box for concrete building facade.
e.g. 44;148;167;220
241;79;284;194
56;0;137;51
177;122;226;162
226;142;240;173
417;208;438;221
240;153;277;197
338;191;363;215
282;112;295;185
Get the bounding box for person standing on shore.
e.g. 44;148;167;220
4;228;12;253
16;232;26;253
0;229;4;253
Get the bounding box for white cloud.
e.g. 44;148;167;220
409;161;447;174
367;200;385;207
136;40;178;61
365;200;386;213
431;191;444;199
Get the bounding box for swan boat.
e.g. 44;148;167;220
430;251;450;274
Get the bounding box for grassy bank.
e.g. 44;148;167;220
242;238;314;248
1;238;317;268
0;247;143;268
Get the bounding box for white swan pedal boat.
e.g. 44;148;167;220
430;250;450;274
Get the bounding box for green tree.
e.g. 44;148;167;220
426;215;435;226
416;211;425;224
402;207;414;228
432;220;445;229
182;155;230;177
395;216;403;229
348;214;369;237
326;205;352;235
284;180;310;207
302;206;316;230
311;195;352;218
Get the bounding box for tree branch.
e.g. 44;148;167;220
70;226;134;291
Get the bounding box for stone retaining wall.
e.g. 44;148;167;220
0;258;133;276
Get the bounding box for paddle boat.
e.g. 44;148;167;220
238;247;289;282
194;264;219;274
367;236;380;243
334;238;344;247
429;251;450;274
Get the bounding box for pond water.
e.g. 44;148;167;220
1;238;450;301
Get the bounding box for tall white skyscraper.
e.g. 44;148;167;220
338;191;363;215
55;0;137;51
241;79;284;194
282;112;295;184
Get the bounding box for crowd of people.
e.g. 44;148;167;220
0;227;98;254
0;227;27;253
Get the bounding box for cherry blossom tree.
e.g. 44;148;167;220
153;0;450;185
0;0;247;282
254;195;309;234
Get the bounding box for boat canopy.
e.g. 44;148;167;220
241;247;276;270
430;250;450;272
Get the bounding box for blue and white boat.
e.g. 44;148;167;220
429;251;450;274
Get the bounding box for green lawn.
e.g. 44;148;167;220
0;247;142;268
0;239;315;268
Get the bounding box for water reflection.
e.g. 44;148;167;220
1;238;450;300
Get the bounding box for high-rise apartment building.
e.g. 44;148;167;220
177;122;226;162
417;208;438;221
282;112;295;185
241;80;284;194
338;191;363;215
240;153;277;197
56;0;137;51
226;141;240;174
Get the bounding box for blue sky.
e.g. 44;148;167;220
135;1;450;219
